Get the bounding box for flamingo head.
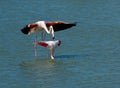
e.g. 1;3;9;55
58;40;61;46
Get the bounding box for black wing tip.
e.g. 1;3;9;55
21;25;30;34
70;22;77;26
72;22;77;26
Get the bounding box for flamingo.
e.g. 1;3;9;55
21;21;77;39
36;40;61;59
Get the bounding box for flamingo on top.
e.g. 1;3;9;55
21;21;77;40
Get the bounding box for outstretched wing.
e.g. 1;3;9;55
46;21;77;32
21;24;38;35
37;42;48;47
53;23;76;32
21;25;30;34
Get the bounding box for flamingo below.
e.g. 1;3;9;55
36;40;61;59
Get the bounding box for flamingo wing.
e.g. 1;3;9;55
52;22;77;32
21;24;38;35
46;21;77;32
37;42;48;47
21;25;30;34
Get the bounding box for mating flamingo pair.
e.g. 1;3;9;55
21;21;76;59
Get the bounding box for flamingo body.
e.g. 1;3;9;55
37;40;61;59
21;21;76;34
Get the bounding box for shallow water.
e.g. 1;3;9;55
0;0;120;88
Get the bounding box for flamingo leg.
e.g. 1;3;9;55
41;31;46;41
34;33;38;56
49;26;55;40
50;48;54;59
40;21;55;39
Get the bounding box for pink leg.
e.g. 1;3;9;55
41;32;46;41
51;48;54;59
34;34;37;56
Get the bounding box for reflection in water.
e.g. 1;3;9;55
19;58;67;87
19;54;89;80
19;54;91;87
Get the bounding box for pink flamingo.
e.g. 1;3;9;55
37;40;61;59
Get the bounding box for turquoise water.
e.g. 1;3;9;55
0;0;120;88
